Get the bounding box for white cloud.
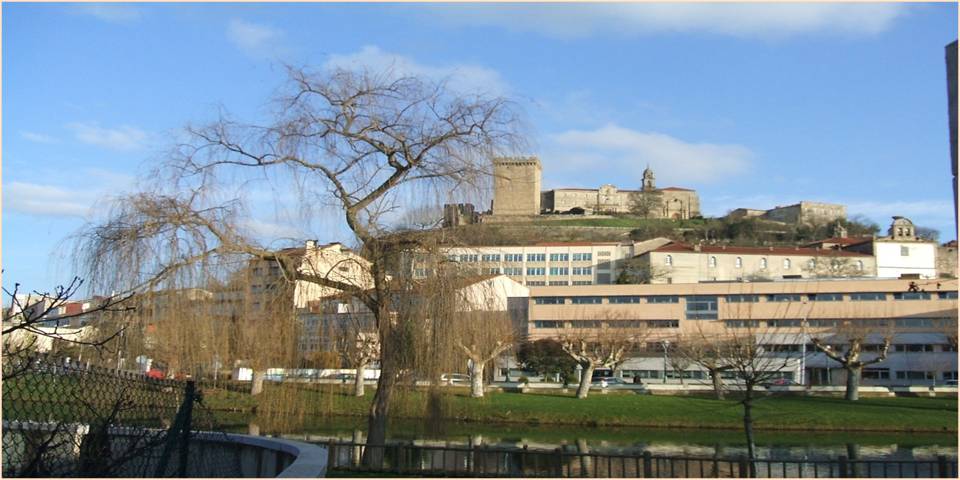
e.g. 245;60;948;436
544;124;752;187
67;122;148;151
4;168;137;218
324;45;508;96
73;4;142;24
227;19;286;58
20;131;58;144
4;182;96;217
436;3;905;39
240;218;303;241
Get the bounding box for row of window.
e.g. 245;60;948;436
723;317;957;329
663;255;865;272
453;252;597;263
533;319;679;329
532;291;957;305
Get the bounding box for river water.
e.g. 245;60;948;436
232;415;957;462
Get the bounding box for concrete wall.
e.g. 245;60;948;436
643;250;876;284
875;241;938;279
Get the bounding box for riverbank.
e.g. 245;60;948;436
201;384;957;433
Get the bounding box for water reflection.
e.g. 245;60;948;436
237;416;957;462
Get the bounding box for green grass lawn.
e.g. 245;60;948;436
202;386;957;433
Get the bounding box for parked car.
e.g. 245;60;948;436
440;373;471;385
333;373;357;381
593;377;625;387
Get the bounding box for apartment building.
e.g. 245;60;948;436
412;238;671;287
638;242;876;284
524;278;958;386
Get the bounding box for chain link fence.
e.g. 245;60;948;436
2;354;243;477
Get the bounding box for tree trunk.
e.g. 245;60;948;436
576;438;591;475
742;386;757;476
250;370;265;396
363;366;394;468
576;364;595;399
470;361;485;398
354;365;366;397
710;369;725;400
845;366;862;401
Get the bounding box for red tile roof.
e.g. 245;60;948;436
652;242;871;257
806;237;872;247
534;241;624;246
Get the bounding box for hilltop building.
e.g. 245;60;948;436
490;157;701;219
728;201;846;226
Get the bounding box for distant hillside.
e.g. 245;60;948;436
440;215;881;247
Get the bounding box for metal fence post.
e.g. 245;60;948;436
177;381;196;477
555;448;564;477
327;440;336;471
738;455;749;478
838;455;848;478
937;455;948;478
643;451;653;478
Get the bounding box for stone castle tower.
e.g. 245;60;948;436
492;157;542;216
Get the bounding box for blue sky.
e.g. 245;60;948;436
3;2;958;294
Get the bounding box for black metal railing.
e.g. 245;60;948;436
323;440;958;478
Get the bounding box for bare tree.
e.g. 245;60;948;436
629;191;664;219
2;278;135;379
453;310;516;398
809;322;893;401
673;335;732;400
560;314;649;399
73;66;523;465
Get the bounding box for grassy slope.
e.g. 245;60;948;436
202;386;957;433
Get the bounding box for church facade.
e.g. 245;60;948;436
492;157;701;219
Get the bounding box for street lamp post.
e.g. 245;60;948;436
661;340;671;384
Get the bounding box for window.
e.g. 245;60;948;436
850;292;887;301
503;267;523;276
647;295;679;304
685;295;718;320
856;260;864;271
569;320;600;328
608;296;641;304
767;319;803;327
863;369;890;380
901;246;910;256
459;254;478;262
534;320;562;329
572;266;593;276
571;296;602;304
939;291;958;299
808;293;843;301
709;256;717;268
726;294;759;303
527;253;546;262
548;281;569;286
735;257;743;269
504;253;523;262
783;258;791;270
526;267;546;276
572;252;593;261
767;294;802;302
895;371;934;380
725;320;761;328
895;318;935;328
526;281;545;286
447;255;458;262
549;267;569;276
549;253;569;262
646;319;680;328
807;259;816;270
572;280;593;285
806;319;839;327
665;255;673;266
944;371;959;381
481;254;501;262
893;292;931;300
486;267;501;275
760;258;768;269
894;344;934;352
